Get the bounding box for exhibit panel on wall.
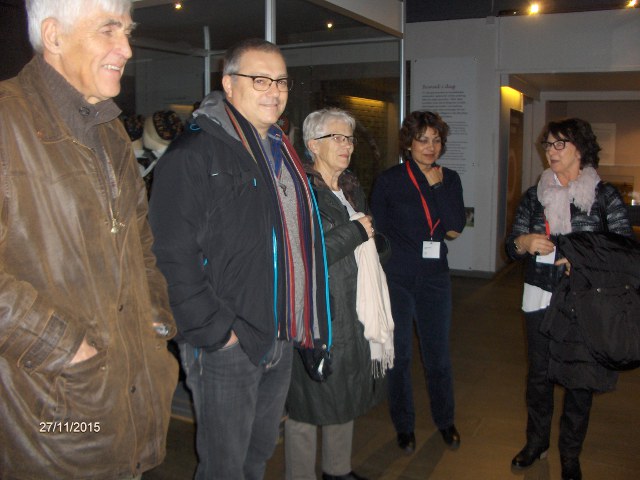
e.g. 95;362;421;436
410;56;478;271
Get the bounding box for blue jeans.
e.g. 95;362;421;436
180;339;293;480
387;271;455;433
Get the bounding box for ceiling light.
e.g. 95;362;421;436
627;0;637;7
528;3;540;14
326;21;333;29
174;2;182;10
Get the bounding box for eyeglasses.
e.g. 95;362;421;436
230;73;293;92
541;139;570;151
314;133;357;146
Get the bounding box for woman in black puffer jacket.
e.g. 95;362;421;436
506;118;633;480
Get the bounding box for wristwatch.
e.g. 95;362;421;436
430;182;443;190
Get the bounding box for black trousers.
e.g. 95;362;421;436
524;309;593;459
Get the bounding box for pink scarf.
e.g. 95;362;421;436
537;167;600;235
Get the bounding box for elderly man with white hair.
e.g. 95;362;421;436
0;1;178;478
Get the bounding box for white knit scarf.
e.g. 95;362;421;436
351;213;395;377
537;166;600;235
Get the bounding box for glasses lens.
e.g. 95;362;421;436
276;78;292;92
251;77;270;91
253;78;291;92
542;140;567;151
330;135;356;145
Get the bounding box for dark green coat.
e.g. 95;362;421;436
286;173;387;425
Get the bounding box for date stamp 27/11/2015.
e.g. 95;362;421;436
39;421;101;433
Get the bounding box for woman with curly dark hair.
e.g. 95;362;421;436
371;110;466;454
506;118;633;480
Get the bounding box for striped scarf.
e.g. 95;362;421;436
224;100;324;348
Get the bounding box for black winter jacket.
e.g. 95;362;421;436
286;172;387;425
506;181;632;293
149;92;330;365
540;232;640;391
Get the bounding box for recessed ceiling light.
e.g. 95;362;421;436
174;2;183;10
327;21;333;29
528;3;540;14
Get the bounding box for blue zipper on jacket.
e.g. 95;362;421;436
259;221;279;368
272;227;279;337
308;178;332;350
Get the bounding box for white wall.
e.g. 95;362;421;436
497;10;640;72
405;8;640;274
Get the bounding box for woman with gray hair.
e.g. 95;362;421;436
285;108;388;480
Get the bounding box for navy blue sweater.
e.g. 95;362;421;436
371;160;466;277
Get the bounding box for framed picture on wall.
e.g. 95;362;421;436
591;123;616;166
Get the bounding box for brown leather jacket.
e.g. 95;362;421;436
0;58;178;479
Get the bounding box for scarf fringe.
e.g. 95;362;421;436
351;213;395;378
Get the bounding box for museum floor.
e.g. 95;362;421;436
144;262;640;480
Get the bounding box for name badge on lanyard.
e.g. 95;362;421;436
406;162;441;260
536;249;556;264
422;240;441;259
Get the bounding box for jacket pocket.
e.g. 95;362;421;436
41;349;109;422
209;169;258;209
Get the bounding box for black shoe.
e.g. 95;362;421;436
322;472;368;480
439;425;460;449
511;444;549;469
397;432;416;454
561;457;582;480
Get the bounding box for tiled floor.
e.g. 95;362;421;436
144;263;640;479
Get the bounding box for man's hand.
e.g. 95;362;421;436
69;338;98;365
225;330;239;347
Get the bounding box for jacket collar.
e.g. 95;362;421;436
192;90;239;140
19;56;120;144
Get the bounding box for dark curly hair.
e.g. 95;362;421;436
399;111;450;161
542;118;601;169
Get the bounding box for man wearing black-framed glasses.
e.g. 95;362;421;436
230;72;293;92
149;38;331;480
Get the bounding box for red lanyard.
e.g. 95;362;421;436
544;219;551;238
406;162;441;239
